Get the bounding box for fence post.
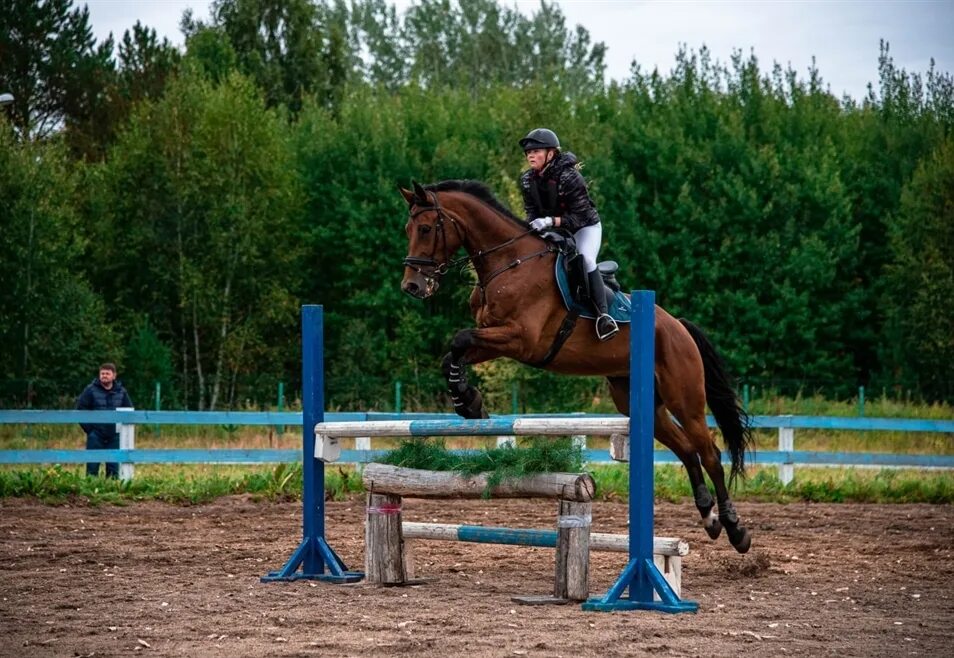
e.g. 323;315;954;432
154;382;161;437
858;386;865;417
276;381;285;436
394;380;402;414
355;436;371;472
117;407;135;482
778;415;794;485
742;384;750;411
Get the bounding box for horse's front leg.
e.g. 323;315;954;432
442;325;522;419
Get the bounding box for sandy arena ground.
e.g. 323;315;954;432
1;496;952;657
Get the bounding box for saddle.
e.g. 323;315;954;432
540;229;629;322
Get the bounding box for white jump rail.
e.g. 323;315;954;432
314;417;630;462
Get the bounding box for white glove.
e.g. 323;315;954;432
529;216;554;232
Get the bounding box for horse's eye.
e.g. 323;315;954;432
418;224;432;236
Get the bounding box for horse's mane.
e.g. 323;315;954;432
426;180;527;229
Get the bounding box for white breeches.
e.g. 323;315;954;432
574;223;602;272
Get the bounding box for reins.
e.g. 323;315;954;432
403;191;552;293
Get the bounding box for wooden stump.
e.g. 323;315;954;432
554;500;591;601
365;492;406;585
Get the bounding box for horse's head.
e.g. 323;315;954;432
400;181;465;299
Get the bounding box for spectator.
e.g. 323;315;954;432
76;363;133;478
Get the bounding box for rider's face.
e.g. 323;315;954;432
525;148;552;172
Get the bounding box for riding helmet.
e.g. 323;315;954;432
519;128;560;152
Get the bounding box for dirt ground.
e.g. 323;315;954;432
1;496;952;658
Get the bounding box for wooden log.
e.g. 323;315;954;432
364;492;406;585
554;500;590;601
362;464;595;501
400;522;689;557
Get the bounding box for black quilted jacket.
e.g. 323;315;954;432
519;151;601;233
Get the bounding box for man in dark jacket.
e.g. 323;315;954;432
519;127;619;340
76;363;133;478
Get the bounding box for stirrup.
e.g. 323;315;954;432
596;313;619;341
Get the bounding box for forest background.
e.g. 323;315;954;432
1;0;952;414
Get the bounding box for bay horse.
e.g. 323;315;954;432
399;180;753;553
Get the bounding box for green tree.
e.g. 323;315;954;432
883;139;954;400
591;48;863;393
0;0;115;143
116;22;180;106
123;319;177;409
91;72;304;409
0;118;117;406
182;0;352;112
397;0;605;97
837;42;954;389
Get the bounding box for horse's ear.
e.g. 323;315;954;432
399;186;415;206
412;180;428;202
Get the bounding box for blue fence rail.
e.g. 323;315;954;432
2;409;953;431
1;411;952;473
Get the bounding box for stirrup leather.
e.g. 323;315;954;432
596;313;619;341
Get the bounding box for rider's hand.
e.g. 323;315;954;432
529;216;554;232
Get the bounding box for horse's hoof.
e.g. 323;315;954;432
704;518;723;540
729;526;752;554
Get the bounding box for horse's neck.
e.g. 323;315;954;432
444;194;530;259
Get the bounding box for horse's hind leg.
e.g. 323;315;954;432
655;410;724;540
607;376;722;540
677;414;752;553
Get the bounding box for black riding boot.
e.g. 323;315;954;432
588;270;619;341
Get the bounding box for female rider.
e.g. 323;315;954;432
519;127;619;341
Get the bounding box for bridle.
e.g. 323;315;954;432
402;192;468;294
402;191;554;297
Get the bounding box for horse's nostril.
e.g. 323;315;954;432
403;281;419;295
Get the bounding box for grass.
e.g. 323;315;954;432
2;460;952;506
0;463;362;505
592;464;954;504
743;391;953;419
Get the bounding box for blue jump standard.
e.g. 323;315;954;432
581;291;698;613
261;305;361;583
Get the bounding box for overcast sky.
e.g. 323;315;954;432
83;0;954;100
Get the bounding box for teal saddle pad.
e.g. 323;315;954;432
554;253;631;323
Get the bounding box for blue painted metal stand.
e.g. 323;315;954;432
582;290;698;613
262;305;362;583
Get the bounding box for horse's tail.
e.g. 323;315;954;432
678;318;753;486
